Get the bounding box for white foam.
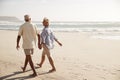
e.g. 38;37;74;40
92;35;120;40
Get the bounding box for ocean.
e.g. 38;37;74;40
0;21;120;40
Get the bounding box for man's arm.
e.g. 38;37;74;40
16;35;21;50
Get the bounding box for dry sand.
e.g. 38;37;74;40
0;30;120;80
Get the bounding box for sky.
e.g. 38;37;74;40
0;0;120;21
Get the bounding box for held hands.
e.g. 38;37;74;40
38;43;42;49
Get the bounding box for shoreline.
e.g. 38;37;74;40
1;29;120;40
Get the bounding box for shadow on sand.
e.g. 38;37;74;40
0;67;51;80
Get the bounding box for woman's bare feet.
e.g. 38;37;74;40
30;73;37;77
49;68;56;73
37;64;42;68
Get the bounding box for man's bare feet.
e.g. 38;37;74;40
37;64;42;68
48;68;56;73
21;67;25;72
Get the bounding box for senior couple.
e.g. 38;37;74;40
16;15;62;76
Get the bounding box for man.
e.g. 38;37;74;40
16;15;41;76
37;18;62;72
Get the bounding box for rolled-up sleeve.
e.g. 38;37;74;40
51;31;57;41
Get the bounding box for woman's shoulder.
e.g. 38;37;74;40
44;28;53;34
44;27;52;31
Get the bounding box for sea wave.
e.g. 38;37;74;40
0;21;120;33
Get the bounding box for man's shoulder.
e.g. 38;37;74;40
21;22;36;27
29;22;35;25
30;22;37;28
20;22;28;26
20;23;25;28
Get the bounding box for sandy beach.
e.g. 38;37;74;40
0;30;120;80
